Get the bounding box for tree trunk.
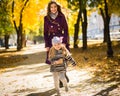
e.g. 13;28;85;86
103;24;107;42
104;0;113;57
20;23;23;49
4;34;9;49
22;30;26;47
17;30;22;51
82;8;87;50
74;21;80;48
99;8;107;42
74;1;82;48
73;1;81;48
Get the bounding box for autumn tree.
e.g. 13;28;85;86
67;0;81;48
89;0;120;57
95;0;113;57
104;0;113;57
67;0;88;49
11;0;30;51
81;0;88;50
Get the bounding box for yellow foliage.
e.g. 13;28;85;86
22;1;40;30
56;0;68;8
10;0;50;34
68;12;77;35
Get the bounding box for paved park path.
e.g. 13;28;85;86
0;44;119;96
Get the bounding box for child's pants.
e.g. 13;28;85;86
53;71;68;92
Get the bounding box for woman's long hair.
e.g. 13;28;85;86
47;1;62;16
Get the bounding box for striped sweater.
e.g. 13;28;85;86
49;46;76;72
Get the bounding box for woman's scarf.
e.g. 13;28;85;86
50;12;58;19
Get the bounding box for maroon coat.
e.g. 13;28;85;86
44;13;69;48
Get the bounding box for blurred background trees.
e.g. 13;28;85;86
0;0;14;49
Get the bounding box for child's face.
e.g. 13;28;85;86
53;43;62;50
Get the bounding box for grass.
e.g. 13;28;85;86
71;41;120;83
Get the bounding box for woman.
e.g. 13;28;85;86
44;1;69;64
44;1;70;87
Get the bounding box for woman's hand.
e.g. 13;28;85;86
62;43;66;47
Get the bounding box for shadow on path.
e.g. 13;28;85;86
0;51;47;70
27;89;56;96
0;44;47;70
93;82;120;96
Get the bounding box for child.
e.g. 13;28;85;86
49;36;76;96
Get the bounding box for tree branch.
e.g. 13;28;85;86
12;0;18;32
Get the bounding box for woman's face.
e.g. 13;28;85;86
50;3;58;14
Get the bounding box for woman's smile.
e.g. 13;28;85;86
50;3;57;13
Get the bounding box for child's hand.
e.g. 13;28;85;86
72;64;77;70
54;59;63;64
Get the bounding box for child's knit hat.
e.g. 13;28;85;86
52;36;62;45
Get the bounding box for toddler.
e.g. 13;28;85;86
49;36;76;96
